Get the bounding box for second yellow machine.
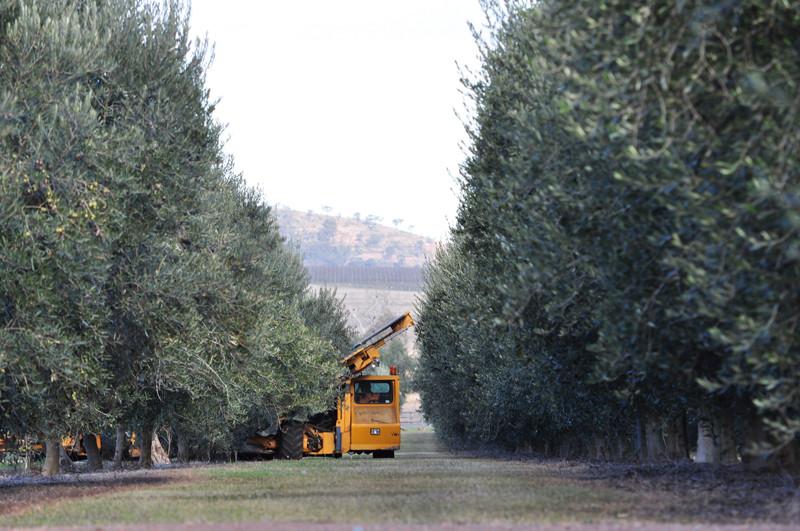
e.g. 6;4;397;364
245;312;414;459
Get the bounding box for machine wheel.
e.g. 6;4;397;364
372;450;395;459
277;422;304;460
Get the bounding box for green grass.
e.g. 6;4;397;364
0;432;696;527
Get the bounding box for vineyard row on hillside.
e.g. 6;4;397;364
307;266;423;291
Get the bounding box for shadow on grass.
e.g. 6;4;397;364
0;472;183;516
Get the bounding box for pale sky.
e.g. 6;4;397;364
189;1;485;240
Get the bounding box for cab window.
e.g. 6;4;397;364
354;381;393;404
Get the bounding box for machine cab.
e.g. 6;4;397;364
348;374;401;453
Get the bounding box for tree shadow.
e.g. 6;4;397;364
0;471;183;517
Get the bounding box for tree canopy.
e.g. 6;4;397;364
0;0;354;471
417;0;799;463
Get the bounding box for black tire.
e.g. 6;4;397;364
372;450;395;459
277;422;304;460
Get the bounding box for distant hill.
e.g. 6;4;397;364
277;207;432;345
276;208;437;270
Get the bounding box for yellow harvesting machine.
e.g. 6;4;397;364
246;312;414;459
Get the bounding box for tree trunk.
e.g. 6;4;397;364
695;408;719;464
614;433;631;461
786;440;800;470
59;446;75;473
43;437;60;476
557;439;571;459
100;433;114;460
138;429;153;469
177;436;189;463
151;432;170;465
741;410;770;468
633;412;645;461
718;412;738;464
645;417;666;461
83;433;102;471
164;428;172;457
664;413;689;460
23;436;33;473
771;439;800;470
593;436;608;461
112;425;126;470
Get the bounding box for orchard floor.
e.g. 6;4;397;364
0;431;798;530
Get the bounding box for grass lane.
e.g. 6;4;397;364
0;431;775;527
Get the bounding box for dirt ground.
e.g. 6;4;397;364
579;460;800;523
0;432;798;530
11;523;800;531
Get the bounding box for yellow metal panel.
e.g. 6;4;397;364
337;390;353;453
350;423;400;450
353;405;398;424
348;374;401;451
307;432;336;455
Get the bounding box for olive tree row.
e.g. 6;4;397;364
417;0;799;465
0;0;352;474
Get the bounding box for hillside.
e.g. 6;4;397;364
275;208;437;269
277;208;427;354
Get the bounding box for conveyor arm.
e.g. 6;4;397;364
341;312;415;374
